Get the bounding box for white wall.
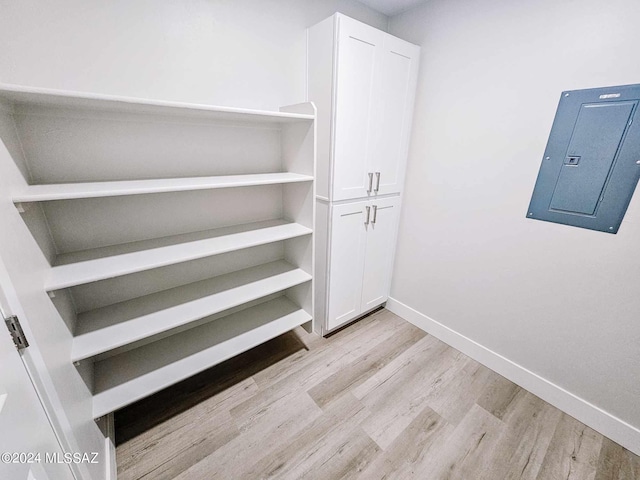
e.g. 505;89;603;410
389;0;640;451
0;0;387;110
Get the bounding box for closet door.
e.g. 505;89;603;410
0;285;74;480
361;196;401;311
370;35;420;197
332;15;384;201
326;200;369;331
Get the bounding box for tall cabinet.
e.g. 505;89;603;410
309;13;420;334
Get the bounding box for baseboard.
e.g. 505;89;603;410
386;297;640;456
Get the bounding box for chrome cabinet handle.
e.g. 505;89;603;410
365;206;371;225
374;172;380;192
367;172;373;193
372;205;378;224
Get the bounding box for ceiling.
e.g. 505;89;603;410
357;0;428;16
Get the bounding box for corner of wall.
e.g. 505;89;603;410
386;296;640;457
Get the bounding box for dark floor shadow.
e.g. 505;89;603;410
114;329;308;445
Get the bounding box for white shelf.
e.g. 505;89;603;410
0;83;315;124
92;296;310;418
71;260;311;362
12;172;314;203
46;220;312;291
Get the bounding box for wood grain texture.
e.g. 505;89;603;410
116;309;640;479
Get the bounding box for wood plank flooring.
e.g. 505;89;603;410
115;308;640;479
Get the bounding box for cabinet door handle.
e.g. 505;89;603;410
372;205;378;224
367;172;373;193
374;172;381;192
365;206;371;225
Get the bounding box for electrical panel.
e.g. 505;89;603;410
527;84;640;233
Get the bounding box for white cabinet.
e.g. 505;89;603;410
360;196;401;311
326;201;369;329
309;13;419;333
326;196;400;332
332;18;384;201
371;35;421;197
309;13;420;202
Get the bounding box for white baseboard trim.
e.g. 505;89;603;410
386;297;640;456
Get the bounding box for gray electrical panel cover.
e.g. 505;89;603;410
527;84;640;233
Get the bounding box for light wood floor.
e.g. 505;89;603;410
115;308;640;479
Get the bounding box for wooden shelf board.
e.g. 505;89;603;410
71;260;311;362
12;172;313;203
92;296;311;418
46;220;312;291
0;84;315;124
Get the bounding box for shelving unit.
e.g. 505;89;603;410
0;84;316;419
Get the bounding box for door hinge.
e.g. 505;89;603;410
4;315;29;351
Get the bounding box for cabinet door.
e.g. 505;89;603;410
361;196;401;311
332;15;385;201
326;200;369;331
370;35;420;196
